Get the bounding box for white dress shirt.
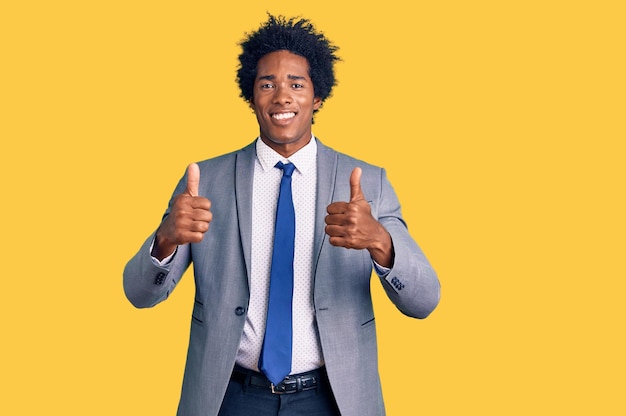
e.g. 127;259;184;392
236;137;323;373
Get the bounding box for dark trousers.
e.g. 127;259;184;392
218;367;341;416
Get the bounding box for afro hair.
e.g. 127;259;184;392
236;14;340;112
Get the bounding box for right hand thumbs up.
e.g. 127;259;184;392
152;163;213;260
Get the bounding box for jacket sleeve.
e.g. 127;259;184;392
375;168;440;318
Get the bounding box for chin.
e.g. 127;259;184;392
265;133;302;145
270;137;298;145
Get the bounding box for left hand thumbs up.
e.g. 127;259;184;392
325;167;375;249
325;167;394;266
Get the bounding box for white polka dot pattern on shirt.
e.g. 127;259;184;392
236;138;323;374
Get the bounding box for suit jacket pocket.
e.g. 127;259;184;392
191;299;204;326
361;317;375;327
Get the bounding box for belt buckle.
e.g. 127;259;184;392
271;377;296;394
270;383;285;395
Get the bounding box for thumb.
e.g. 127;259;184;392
185;163;200;197
349;167;365;202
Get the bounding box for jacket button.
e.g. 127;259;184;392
235;307;245;316
154;272;166;285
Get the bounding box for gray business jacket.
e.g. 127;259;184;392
124;140;440;416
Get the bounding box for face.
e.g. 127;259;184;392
250;50;322;157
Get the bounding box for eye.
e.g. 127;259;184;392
260;83;274;89
292;83;304;89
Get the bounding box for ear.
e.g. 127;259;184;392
249;97;255;111
313;97;322;110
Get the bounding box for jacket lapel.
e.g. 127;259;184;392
235;142;256;289
313;141;338;273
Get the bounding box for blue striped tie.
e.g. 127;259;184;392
259;161;296;385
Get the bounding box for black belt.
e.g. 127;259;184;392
231;365;321;394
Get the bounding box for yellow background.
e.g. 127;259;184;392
2;1;624;414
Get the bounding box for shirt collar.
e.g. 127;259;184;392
255;135;317;176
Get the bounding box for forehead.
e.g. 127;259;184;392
256;50;311;77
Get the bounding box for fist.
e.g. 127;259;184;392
325;167;393;267
325;167;375;249
153;163;212;259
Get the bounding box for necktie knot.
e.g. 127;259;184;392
275;161;296;178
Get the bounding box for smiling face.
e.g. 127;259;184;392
250;50;322;157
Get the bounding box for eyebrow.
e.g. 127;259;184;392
257;74;307;81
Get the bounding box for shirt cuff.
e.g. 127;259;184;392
149;238;177;267
372;260;391;277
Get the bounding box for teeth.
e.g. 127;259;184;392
273;112;295;120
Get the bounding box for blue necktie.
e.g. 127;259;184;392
259;161;296;385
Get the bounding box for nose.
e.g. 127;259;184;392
273;85;292;105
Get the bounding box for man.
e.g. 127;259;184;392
124;14;440;416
